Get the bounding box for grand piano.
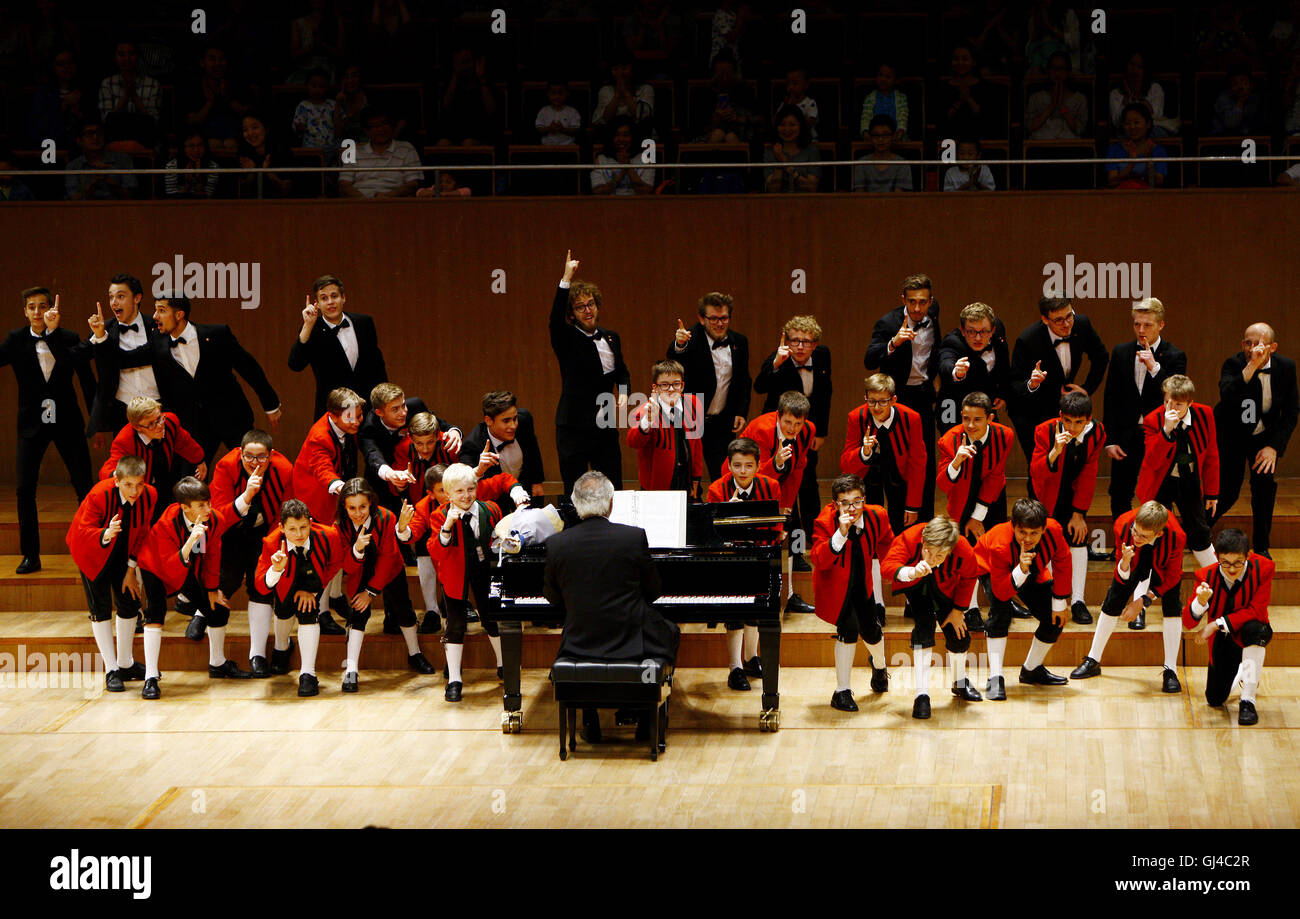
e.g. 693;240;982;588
484;501;786;733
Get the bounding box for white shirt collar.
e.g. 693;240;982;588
323;313;347;330
1073;420;1094;444
327;416;346;440
288;535;312;553
874;407;895;430
1141;336;1161;352
968;426;991;446
29;327;46;339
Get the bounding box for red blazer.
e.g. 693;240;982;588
741;411;817;510
427;500;503;600
253;522;346;603
936;422;1014;524
66;479;159;581
1112;508;1186;596
1136;403;1220;503
99;413;204;482
705;473;781;503
391;435;458;502
810;502;895;627
839;403;927;513
292;414;353;524
137;503;237;596
974;519;1071;604
1182;556;1273;660
626;396;705;491
337;505;406;596
1029;418;1105;516
882;522;979;604
210;447;294;523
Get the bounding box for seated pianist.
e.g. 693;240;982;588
543;471;680;743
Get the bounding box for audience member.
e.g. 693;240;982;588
859;61;908;140
292;69;337;150
1194;2;1257;70
779;68;819;141
710;2;750;72
0;151;34;201
591;117;654;195
853;115;912;192
1277;161;1300;186
334;62;369;143
592;54;655;136
1209;66;1263;136
437;48;498;146
943;138;995;191
339;108;422;198
416;171;472;197
535;81;582;145
1024;0;1081;75
164;130;220;199
1025;51;1087;140
179;43;252;158
939;43;995;140
28;48;92;149
692;49;757;144
1106;104;1167;189
65;121;136;200
236;113;292;199
764;105;821;193
97;39;160;150
1109;51;1178;137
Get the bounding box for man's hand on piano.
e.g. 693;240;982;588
944;607;968;640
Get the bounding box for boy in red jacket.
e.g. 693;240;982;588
974;498;1072;701
841;373;927;535
99;397;206;519
1184;528;1272;725
627;360;703;498
67;455;156;692
811;473;895;712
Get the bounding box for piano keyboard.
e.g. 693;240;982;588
505;595;757;606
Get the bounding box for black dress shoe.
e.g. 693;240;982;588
1071;601;1093;625
964;608;985;633
497;666;504;680
209;659;251;679
105;670;125;692
1161;667;1181;693
1127;609;1146;630
382;617;401;636
118;661;146;681
743;655;763;678
785;593;815;614
1088;548;1113;562
830;689;858;712
15;556;41;574
1070;656;1102;679
408;652;435;674
912;694;931;719
952;678;983;701
869;664;889;693
791;554;812;572
342;671;359;693
269;648;291;675
1020;665;1068;686
1238;700;1258;725
249;656;271;678
185;613;207;642
1010;598;1033;619
141;677;160;700
318;612;346;635
728;667;751;691
465;607;480;623
298;673;319;697
418;612;442;634
985;675;1007;701
176;596;197;617
874;602;887;629
444;680;463;702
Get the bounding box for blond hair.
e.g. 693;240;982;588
1132;297;1165;321
921;515;960;549
126;397;162;424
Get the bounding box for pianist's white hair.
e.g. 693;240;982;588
572;471;614;519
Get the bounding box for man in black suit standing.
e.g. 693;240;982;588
288;275;389;420
550;251;630;496
86;273;162;445
1213;322;1299;558
459;390;546;503
667;292;751;481
1008;297;1109;479
1;288;96;574
937;301;1012;430
148;294;282;465
865;273;941;521
543;471;679;742
1103;297;1186;524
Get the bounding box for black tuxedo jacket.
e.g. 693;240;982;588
666;325;752;421
549;286;630;429
149;323;279;447
0;327;96;436
754;345;832;440
358;396;458;492
87;315;163;435
288;312;388;419
864;302;943;398
1102;338;1187;450
936;318;1011;412
544;515;678;663
459;409;546;491
1008;315;1109;429
1216;352;1300;456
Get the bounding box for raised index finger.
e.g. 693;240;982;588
53;294;60;311
96;301;103;319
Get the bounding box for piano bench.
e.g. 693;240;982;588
550;658;672;762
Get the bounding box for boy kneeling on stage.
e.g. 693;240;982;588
974;498;1072;700
811;473;895;712
1184;528;1273;725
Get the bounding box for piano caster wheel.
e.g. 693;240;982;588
501;711;523;734
759;710;781;732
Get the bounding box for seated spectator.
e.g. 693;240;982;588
164;130;220;199
437;48;497;146
692;49;757;144
334;62;368;143
1194;2;1257;70
339;107;422;198
1025;51;1087;140
180;43;252;158
592;54;655;136
293;69;338;150
943;138;995;191
1109;51;1177;137
1106;103;1167;189
97;39;160;150
535;80;581;145
778;67;818;141
1276;161;1300;186
236;113;292;198
288;0;344;83
1024;0;1081;75
710;2;751;72
0;150;36;202
1210;66;1263;135
939;43;995;140
853;114;912;192
28;48;93;149
859;60;908;140
763;105;821;193
416;170;471;197
65;121;136;200
590;116;654;195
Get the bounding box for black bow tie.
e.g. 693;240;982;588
326;318;351;333
782;438;794;448
493;439;515;449
734;489;750;500
711;337;730;350
170;336;187;347
911;319;929;329
1256;367;1271;375
120;322;139;334
797;364;813;373
1051;334;1074;344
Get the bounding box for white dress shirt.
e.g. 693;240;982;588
792;358;815;396
887;318;934;387
861;407;894;462
264;535;312;589
169;326;201;378
1134;336;1162;394
584;327;615;374
1255;359;1272;435
1049;330;1072;379
706;335;733;415
947;425;992;520
490;430;524;479
325;313;359;370
829;515;865;553
31;329;54;381
99;314;160;402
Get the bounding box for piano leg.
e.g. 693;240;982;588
500;619;524;734
757;622;781;732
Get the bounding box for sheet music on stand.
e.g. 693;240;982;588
610;490;688;548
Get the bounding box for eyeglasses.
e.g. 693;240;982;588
573;302;597;313
654;381;685;391
138;416;165;430
703;315;730;324
866;399;893;408
1046;312;1075;325
836;499;865;510
241;452;270;464
1219;559;1248;571
962;327;994;338
786;338;817;347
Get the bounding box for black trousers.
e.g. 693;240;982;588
864;477;908;536
898;580;970;653
142;568;226;627
82;563;142;622
1214;431;1278;552
981;575;1063;643
795;448;820;551
1099;578;1182;618
218;526;275;604
836;591;883;645
1051;483;1089;547
1154;470;1213;552
896;384;936;521
346;580;418;631
1108;435;1144;521
556;423;622;496
16;422;93;558
1205;621;1272;706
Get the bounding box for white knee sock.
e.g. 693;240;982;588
320;571;342;611
445;642;464;683
1241;646;1265;703
416;556;440;612
247;601;272;660
272;615;292;652
1024;636;1051;671
143;625;163;679
783;553;793;599
344;627;364;674
833;639;855;692
207;626;226;667
949;651;967;684
986;636;1007;679
115;614;137;669
865;639;885;670
742;624;759;660
297;623;320;675
913;647;930;696
1087;613;1118;662
967;581;980;610
1162;616;1181;671
727;629;743;669
871;559;884;607
1070;546;1087;604
400;624;420;655
91;619;117;673
488;634;503;667
1192;545;1217;568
